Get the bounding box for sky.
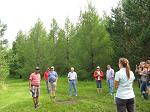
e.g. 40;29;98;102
0;0;120;47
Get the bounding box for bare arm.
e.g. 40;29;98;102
114;80;119;89
29;80;32;90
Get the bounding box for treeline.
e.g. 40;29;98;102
9;4;113;80
0;20;9;82
0;0;150;81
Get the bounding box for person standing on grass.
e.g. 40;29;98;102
44;68;50;93
106;65;114;95
93;66;104;94
114;58;135;112
146;60;150;96
68;67;78;96
29;67;41;109
48;66;58;98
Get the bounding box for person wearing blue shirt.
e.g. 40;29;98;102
48;66;58;98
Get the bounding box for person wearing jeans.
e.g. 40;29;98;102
106;65;114;95
114;58;135;112
68;67;77;96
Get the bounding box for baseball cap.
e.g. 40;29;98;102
35;67;40;70
96;66;100;69
51;66;54;69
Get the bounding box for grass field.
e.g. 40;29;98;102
0;77;150;112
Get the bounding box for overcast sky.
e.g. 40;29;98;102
0;0;120;47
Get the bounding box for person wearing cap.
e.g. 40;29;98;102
67;67;78;96
48;66;58;98
29;67;41;109
106;65;114;95
44;68;50;93
93;66;104;93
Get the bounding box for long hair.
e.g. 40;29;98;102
119;58;130;79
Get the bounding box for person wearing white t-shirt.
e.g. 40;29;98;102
68;67;77;96
114;58;135;112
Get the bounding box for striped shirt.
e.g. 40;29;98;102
29;72;41;86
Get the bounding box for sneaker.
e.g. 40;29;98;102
36;103;39;107
34;105;37;109
75;94;78;96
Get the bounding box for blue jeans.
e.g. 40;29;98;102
107;79;114;94
141;81;148;100
116;97;135;112
69;80;77;96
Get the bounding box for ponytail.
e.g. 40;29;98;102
119;58;131;79
126;63;130;79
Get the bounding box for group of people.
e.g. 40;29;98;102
29;66;58;109
135;60;150;100
29;58;146;112
93;65;115;95
93;58;135;112
29;66;78;109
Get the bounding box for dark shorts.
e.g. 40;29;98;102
115;97;135;112
96;80;102;88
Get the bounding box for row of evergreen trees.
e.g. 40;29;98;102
0;20;9;82
0;0;149;81
9;4;113;80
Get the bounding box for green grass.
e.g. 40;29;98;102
0;78;150;112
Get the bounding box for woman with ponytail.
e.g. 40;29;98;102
114;58;135;112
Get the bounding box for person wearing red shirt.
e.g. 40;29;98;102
44;68;50;93
93;66;104;94
29;67;41;109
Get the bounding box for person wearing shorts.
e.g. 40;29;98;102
93;66;104;93
29;67;41;109
48;66;58;98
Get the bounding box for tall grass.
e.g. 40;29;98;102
0;78;149;112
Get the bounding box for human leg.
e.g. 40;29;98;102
96;80;100;93
109;79;114;95
99;80;102;93
46;80;50;93
116;97;127;112
72;80;77;96
69;80;73;96
126;98;135;112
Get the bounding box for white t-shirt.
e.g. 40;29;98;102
115;68;135;99
106;68;114;80
68;71;77;80
97;71;100;80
